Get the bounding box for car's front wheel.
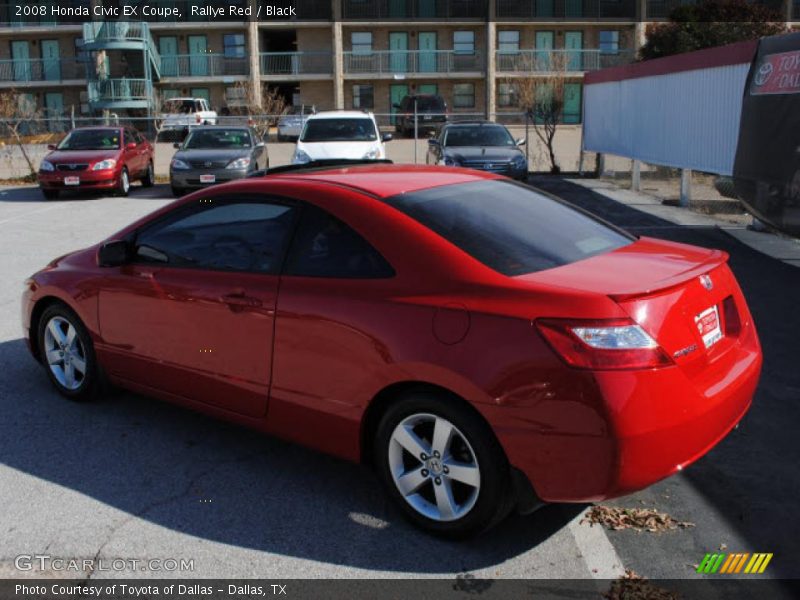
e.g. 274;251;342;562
374;393;513;538
116;167;130;197
37;304;101;401
141;161;155;187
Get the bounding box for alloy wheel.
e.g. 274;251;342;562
43;316;87;391
121;169;130;193
388;413;481;522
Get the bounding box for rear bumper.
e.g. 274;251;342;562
39;170;119;190
500;330;762;503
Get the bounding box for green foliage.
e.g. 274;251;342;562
640;0;788;60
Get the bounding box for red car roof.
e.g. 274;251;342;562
273;164;498;198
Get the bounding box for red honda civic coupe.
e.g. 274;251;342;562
21;164;762;537
38;126;155;200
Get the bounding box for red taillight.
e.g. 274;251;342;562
722;296;741;337
536;318;673;370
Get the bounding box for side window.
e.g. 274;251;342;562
134;200;296;273
284;205;394;279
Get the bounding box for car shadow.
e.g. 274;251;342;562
529;176;800;580
0;337;582;573
0;184;173;202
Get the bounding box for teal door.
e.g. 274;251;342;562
388;0;406;17
390;83;408;126
564;31;583;71
418;32;437;73
191;88;210;102
159;36;178;77
565;0;583;17
188;35;208;76
41;40;60;81
535;31;554;71
389;32;408;73
536;0;554;17
418;0;435;17
44;92;64;132
11;41;31;82
418;83;438;95
563;83;582;124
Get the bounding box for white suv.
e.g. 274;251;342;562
292;111;391;164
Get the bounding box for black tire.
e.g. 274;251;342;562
141;161;155;187
37;303;102;402
171;186;185;198
374;392;513;538
41;189;59;200
116;167;130;197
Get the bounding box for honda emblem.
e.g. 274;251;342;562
699;274;713;291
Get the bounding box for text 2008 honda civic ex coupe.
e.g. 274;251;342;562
21;164;762;538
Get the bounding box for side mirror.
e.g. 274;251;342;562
381;133;393;142
256;141;266;148
47;144;56;151
428;138;440;146
126;142;137;150
97;240;130;267
173;142;181;149
516;138;526;146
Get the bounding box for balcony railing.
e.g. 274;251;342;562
260;52;333;75
496;49;635;72
0;59;86;83
160;54;249;78
496;0;636;19
342;0;487;19
87;78;152;104
344;50;485;75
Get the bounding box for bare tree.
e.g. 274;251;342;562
0;89;42;179
504;51;570;174
227;81;287;139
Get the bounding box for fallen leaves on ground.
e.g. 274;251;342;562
604;570;680;600
581;505;695;533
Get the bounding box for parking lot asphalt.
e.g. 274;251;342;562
0;180;797;589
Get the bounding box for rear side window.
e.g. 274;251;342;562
284;205;394;279
384;180;632;276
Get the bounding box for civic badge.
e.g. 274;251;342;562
700;274;713;291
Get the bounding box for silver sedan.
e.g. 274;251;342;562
170;126;269;197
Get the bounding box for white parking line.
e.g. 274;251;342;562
567;507;625;579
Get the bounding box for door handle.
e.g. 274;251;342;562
220;293;262;308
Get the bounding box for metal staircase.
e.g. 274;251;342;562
81;22;161;113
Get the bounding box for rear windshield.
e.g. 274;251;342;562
385;180;633;276
414;96;445;111
301;118;377;142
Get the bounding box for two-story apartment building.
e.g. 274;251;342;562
0;0;797;126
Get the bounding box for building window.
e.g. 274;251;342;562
453;83;475;108
498;30;519;53
223;34;246;58
599;31;619;54
351;32;372;54
161;89;181;101
453;31;475;55
225;86;247;107
352;84;374;109
497;82;517;108
74;38;87;62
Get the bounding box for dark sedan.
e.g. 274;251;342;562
170;126;269;197
426;121;527;181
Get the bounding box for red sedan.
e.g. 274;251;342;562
38;126;155;199
21;165;762;537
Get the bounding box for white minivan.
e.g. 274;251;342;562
292;111;392;164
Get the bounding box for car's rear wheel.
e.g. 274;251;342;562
41;189;59;200
374;393;513;538
117;168;130;197
141;161;154;187
37;304;101;401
